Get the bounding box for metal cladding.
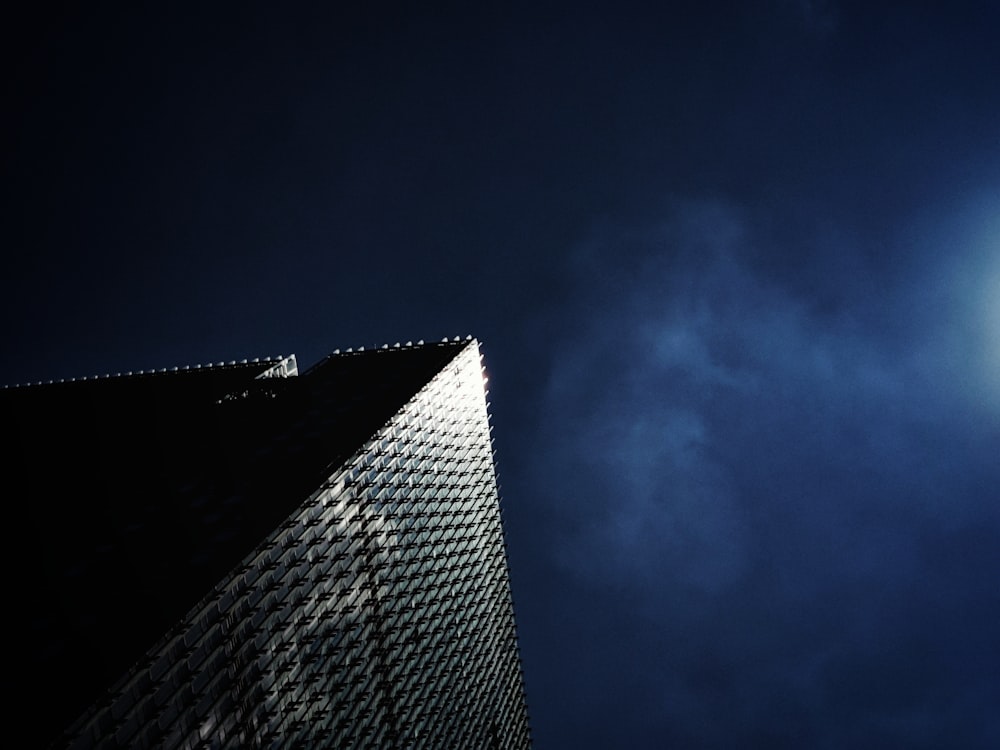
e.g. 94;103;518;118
6;340;530;749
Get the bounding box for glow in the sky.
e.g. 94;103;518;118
963;196;1000;411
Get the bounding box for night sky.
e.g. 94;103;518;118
4;2;999;748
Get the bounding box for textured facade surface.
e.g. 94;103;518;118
6;340;530;749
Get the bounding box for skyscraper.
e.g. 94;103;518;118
4;338;530;749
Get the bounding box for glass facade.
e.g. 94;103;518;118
8;340;530;749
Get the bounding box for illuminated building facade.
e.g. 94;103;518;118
4;338;530;749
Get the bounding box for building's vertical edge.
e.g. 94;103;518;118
60;341;530;750
470;340;533;748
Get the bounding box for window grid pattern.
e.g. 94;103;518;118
63;342;530;750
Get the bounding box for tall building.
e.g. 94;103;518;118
4;338;530;749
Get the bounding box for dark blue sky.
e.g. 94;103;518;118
4;2;999;747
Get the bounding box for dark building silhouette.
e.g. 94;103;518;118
4;338;530;749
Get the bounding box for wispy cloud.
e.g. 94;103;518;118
527;195;1000;746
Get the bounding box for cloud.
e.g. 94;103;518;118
526;195;1000;746
541;199;920;586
